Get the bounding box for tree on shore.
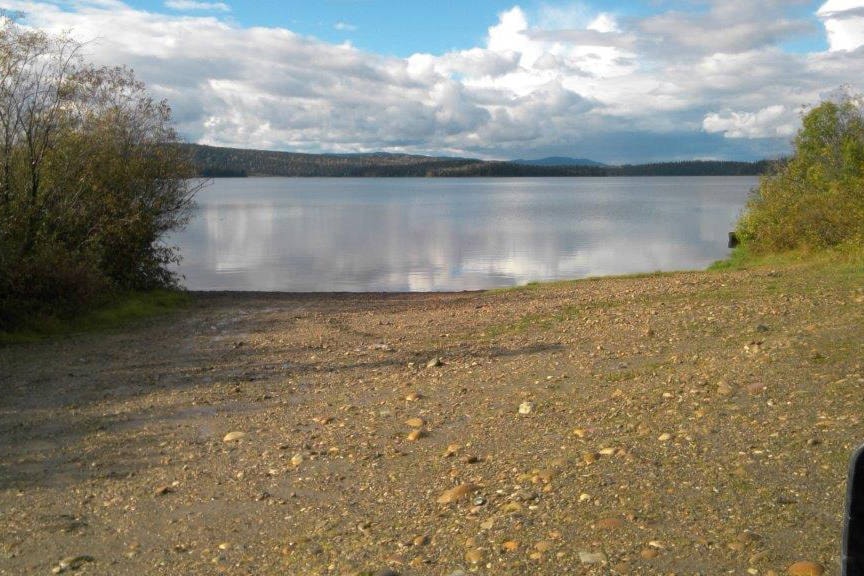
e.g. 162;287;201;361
737;91;864;253
0;17;201;329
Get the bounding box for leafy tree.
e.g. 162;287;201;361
737;91;864;253
0;17;201;328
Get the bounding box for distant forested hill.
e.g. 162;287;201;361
182;144;775;177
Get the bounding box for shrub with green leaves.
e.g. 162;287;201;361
737;92;864;253
0;18;202;329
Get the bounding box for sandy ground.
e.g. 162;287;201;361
1;260;862;575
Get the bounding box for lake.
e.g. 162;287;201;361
167;176;757;292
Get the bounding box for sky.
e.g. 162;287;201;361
3;0;864;163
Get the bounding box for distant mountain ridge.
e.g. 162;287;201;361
510;156;606;167
182;144;775;178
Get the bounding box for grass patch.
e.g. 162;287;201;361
0;289;191;345
709;242;864;273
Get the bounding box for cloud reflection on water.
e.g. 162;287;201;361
169;177;755;291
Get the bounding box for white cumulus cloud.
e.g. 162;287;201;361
164;0;230;12
0;0;861;162
818;0;864;51
703;105;798;138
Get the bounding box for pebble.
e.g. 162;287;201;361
406;429;424;441
405;392;421;401
518;401;535;415
405;417;425;428
426;357;443;368
444;444;460;457
717;381;733;396
412;535;429;546
437;483;476;504
747;382;766;395
595;517;624;530
534;541;552;552
579;551;607;564
640;548;659;559
222;431;246;442
657;433;672;442
52;556;95;574
501;540;519;552
787;561;824;576
291;453;304;466
464;549;484;564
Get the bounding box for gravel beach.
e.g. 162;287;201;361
1;259;862;575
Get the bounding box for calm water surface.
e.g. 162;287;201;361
167;177;756;292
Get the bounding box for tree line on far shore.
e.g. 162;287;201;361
187;143;775;178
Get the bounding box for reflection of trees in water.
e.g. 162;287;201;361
170;178;755;291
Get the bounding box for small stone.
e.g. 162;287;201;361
405;392;421;401
54;555;95;573
426;357;443;368
657;433;672;442
405;417;425;428
444;444;460;457
747;382;766;395
501;540;519;552
472;496;486;506
579;551;607;564
717;381;733;396
518;401;535;415
534;541;552;552
290;453;304;467
406;429;424;441
582;452;598;464
437;483;477;504
787;561;824;576
595;517;624;530
222;431;246;442
412;535;429;546
154;485;175;496
640;548;659;559
573;428;588;438
464;549;484;564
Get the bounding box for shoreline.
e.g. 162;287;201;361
1;259;861;575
